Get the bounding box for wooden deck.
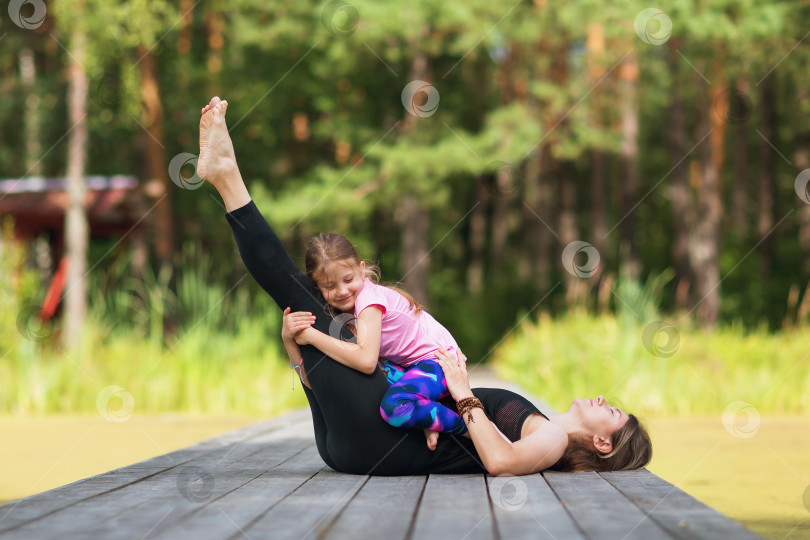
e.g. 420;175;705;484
0;409;762;540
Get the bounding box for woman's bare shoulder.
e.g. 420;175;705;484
508;418;567;474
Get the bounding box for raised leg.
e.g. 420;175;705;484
202;98;484;475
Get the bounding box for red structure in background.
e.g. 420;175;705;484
0;175;148;320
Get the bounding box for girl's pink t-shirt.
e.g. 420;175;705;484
353;278;458;367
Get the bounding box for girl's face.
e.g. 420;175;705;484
316;260;366;312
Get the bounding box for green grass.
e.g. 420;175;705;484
491;308;809;417
0;222;306;416
2;216;807;417
1;308;307;416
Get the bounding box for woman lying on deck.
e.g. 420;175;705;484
197;95;652;476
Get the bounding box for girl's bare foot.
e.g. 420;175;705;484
424;429;439;451
198;96;238;187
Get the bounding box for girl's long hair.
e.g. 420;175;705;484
304;232;424;315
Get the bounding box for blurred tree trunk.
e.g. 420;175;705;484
20;47;42;176
519;145;551;292
668;39;692;309
205;3;224;94
538;147;555;292
558;162;582;303
557;169;576;250
730;77;750;235
137;46;175;278
546;34;575;299
591;150;607;253
178;0;194;54
520;0;556;294
690;64;727;327
587;23;607;262
397;39;430;305
796;134;810;275
618;48;640;280
521;145;553;292
490;44;518;268
490;168;510;265
399;194;430;305
63;20;89;352
467;174;488;294
757;75;777;279
173;0;195;149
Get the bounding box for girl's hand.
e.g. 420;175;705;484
294;326;316;346
434;347;473;402
282;307;316;343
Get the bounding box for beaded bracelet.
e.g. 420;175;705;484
456;396;484;423
290;357;304;390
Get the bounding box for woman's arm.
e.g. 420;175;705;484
295;306;384;375
434;348;567;476
281;307;315;367
283;338;303;368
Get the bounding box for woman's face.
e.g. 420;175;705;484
569;395;629;443
316;260;365;312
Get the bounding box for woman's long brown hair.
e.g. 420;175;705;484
548;414;653;472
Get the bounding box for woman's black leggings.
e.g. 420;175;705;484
224;199;485;475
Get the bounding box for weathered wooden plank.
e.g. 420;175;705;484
0;434;313;539
149;444;326;540
600;469;763;540
235;469;369;540
411;475;494;540
322;475;427;540
543;471;672;540
0;410;312;534
0;418;314;537
1;403;761;540
74;436;316;539
488;474;585;539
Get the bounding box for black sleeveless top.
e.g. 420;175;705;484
469;387;549;442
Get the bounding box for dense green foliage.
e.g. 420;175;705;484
492;310;810;417
1;0;809;396
1;223;306;415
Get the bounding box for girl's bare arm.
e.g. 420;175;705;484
295;306;383;375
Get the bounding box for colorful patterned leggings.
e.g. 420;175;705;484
379;359;468;435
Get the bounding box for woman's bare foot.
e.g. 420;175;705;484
198;97;237;185
424;429;439;451
197;96;251;211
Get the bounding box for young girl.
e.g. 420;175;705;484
280;232;467;450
